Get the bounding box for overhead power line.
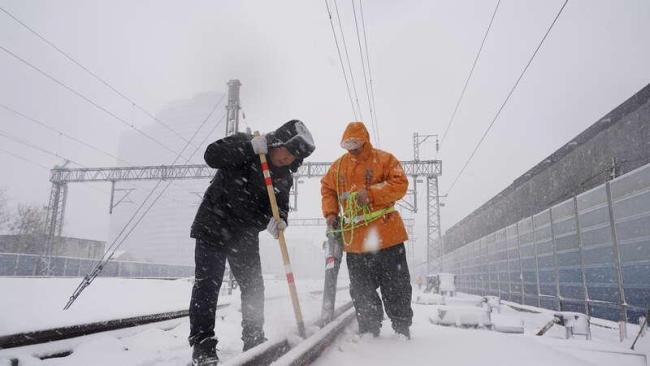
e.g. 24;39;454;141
440;0;501;149
0;43;188;160
0;146;50;170
0;5;193;147
0;102;217;201
446;0;569;195
0;128;86;168
64;93;226;310
358;0;381;146
351;0;380;146
332;0;364;120
0;103;130;166
324;0;359;120
0;145;121;201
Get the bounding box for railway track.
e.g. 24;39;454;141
2;286;355;365
2;301;355;366
0;305;227;349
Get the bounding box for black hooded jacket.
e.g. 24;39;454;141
190;132;293;244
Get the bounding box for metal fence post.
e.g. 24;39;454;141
549;209;562;311
483;239;488;296
517;223;524;304
497;234;502;299
605;181;628;340
574;196;591;316
532;217;542;308
505;229;512;300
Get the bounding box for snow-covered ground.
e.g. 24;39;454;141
317;292;649;366
0;277;198;335
0;276;350;365
1;279;648;366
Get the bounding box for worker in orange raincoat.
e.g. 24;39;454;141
321;121;413;339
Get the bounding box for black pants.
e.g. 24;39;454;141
346;243;413;334
188;229;264;347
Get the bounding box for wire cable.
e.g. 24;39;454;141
324;0;359;120
358;0;381;146
64;93;226;309
446;0;569;196
1;102;216;202
332;0;363;120
0;43;188;160
0;5;194;147
0;128;86;168
351;0;379;146
0;146;50;170
440;0;501;149
0;103;131;166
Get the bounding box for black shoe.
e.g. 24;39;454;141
192;338;219;366
242;335;267;351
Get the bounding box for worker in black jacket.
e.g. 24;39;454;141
189;120;315;365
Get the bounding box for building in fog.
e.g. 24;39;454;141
109;91;224;265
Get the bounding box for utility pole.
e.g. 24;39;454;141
225;79;242;136
225;79;241;294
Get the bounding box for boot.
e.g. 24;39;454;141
242;334;267;351
393;325;410;340
192;338;219;365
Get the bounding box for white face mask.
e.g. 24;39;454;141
341;138;363;151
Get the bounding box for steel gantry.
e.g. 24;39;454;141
42;159;441;272
40;78;443;277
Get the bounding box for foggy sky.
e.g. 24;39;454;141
0;0;649;260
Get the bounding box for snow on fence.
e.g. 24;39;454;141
0;252;194;278
441;163;650;324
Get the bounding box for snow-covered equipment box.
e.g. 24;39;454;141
429;305;492;328
414;292;446;305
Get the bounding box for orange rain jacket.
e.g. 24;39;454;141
321;122;409;253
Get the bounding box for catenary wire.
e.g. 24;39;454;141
351;0;379;146
446;0;569;195
324;0;359;121
358;0;381;146
0;43;188;160
440;0;501;149
64;93;226;310
0;5;194;147
332;0;363;120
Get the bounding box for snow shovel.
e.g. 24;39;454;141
320;218;343;327
255;132;306;338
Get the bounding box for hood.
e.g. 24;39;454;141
340;122;372;154
267;120;315;160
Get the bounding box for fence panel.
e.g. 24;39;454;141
576;185;621;320
534;209;557;309
517;217;538;306
506;224;522;303
551;197;587;313
610;164;650;321
495;229;509;300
